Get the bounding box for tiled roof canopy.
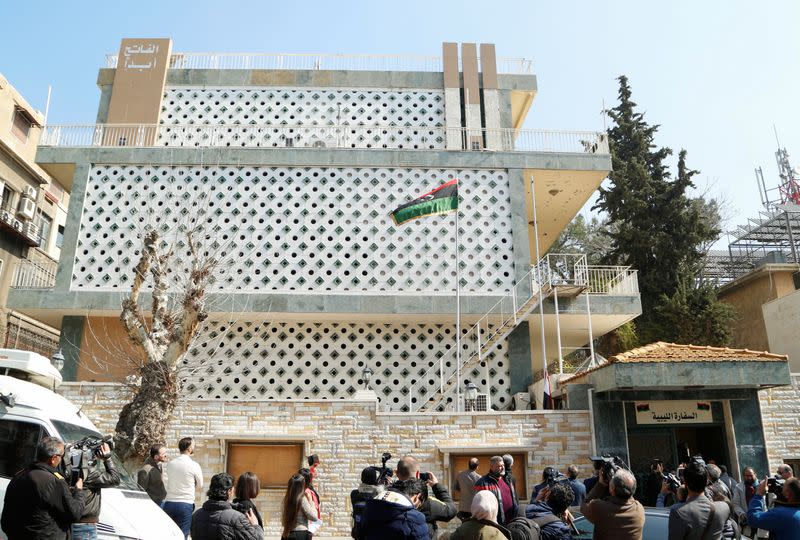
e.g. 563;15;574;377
562;342;788;383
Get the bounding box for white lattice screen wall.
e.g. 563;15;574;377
157;87;447;149
181;320;510;411
73;166;514;292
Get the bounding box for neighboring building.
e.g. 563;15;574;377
0;73;69;356
718;262;800;370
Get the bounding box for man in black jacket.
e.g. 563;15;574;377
72;442;121;538
190;472;261;540
394;456;457;539
1;436;86;540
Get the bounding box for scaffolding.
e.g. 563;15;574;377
703;144;800;284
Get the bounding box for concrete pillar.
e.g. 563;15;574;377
507;321;532;396
730;396;770;475
442;43;462;150
461;43;482;150
59;315;85;382
591;393;629;464
54;163;92;291
480;43;503;150
507;169;532;295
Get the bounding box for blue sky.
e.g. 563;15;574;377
2;0;799;239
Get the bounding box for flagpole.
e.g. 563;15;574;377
455;182;461;412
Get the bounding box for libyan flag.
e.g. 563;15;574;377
389;179;459;225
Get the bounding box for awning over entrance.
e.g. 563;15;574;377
561;342;790;394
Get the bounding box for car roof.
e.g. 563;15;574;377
0;375;98;431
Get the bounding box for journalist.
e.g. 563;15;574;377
1;436;86;540
668;458;730;540
580;468;644;540
746;476;800;540
394;456;457;539
524;482;575;540
72;442;120;539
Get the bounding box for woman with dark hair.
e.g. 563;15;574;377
281;474;318;540
298;467;321;519
190;472;262;540
233;472;263;528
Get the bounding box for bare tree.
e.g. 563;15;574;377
114;226;217;461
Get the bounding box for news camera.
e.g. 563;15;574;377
768;475;786;496
590;454;630;484
60;435;114;486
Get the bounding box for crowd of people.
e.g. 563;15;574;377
3;435;800;540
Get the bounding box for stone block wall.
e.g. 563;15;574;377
58;382;592;538
759;373;800;472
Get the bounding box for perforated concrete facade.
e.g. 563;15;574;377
157;87;447;149
182;320;509;410
72;165;514;293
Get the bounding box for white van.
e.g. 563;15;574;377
0;348;183;539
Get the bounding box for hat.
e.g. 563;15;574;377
361;466;381;486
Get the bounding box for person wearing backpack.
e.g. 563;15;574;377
519;482;574;540
350;467;385;540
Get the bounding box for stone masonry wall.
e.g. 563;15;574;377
58;383;592;538
759;373;800;472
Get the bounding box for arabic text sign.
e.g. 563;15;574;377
634;400;713;425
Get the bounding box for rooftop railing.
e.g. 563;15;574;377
39;124;609;155
104;52;534;74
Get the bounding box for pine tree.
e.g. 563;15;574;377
594;76;732;345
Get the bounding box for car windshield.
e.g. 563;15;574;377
50;419;141;491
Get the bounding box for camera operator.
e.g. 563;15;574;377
643;459;664;507
1;436;86;540
580;468;644;540
667;457;731;540
72;441;120;539
746;476;800;539
394;456;456;539
351;466;386;540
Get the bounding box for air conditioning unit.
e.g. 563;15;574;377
23;186;37;200
16;197;36;221
12;218;23;232
306;137;337;149
0;211;11;224
475;393;491;412
512;392;532;411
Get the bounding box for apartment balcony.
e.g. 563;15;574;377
11;259;58;289
39;124;608;154
0;209;41;247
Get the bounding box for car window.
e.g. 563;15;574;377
0;418;42;477
572;512;668;540
50;419;141;491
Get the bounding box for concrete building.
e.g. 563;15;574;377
0;73;69;356
9;38;640;411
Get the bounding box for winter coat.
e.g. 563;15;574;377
524;502;573;540
668;494;731;540
351;484;385;539
137;457;167;504
81;457;120;521
190;499;263;540
450;518;511;540
420;482;457;538
746;495;800;540
580;481;645;540
232;498;263;529
0;462;86;540
475;474;519;525
360;489;428;540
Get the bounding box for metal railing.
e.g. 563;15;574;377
39;124;609;155
105;52;534;74
12;259;58;289
586;266;639;296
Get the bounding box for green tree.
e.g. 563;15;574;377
593;75;732;346
548;214;612;265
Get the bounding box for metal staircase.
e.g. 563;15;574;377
414;254;590;412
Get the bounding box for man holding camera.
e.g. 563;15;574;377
1;436;86;540
746;476;800;539
394;456;456;539
72;441;120;539
667;458;730;540
580;468;644;539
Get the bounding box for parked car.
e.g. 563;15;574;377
569;506;669;540
0;348;183;540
